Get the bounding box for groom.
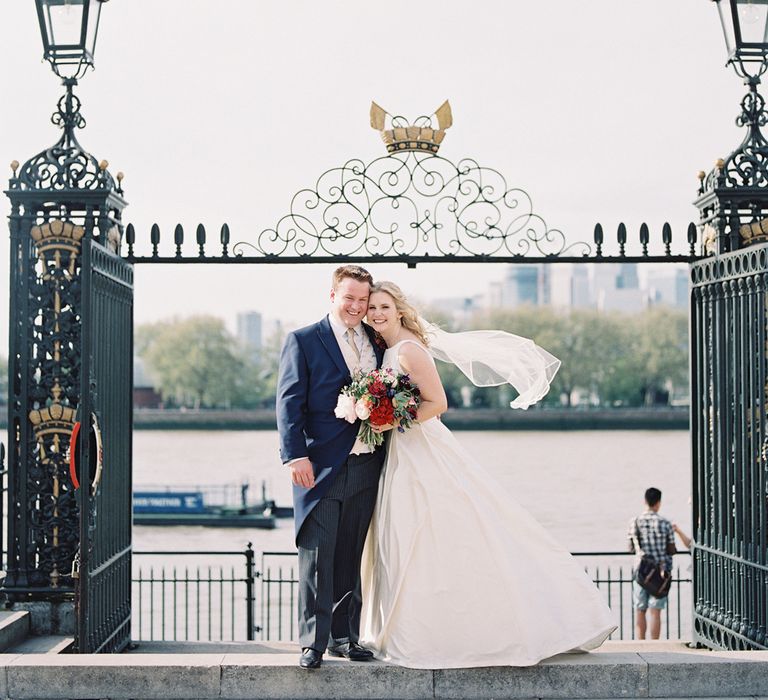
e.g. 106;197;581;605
276;265;385;669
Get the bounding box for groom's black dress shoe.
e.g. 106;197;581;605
327;642;374;661
299;648;323;669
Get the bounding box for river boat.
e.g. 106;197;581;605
133;481;293;528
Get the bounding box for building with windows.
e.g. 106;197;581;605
647;268;688;309
237;311;263;360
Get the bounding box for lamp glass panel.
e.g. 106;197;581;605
84;0;103;57
736;0;768;44
718;0;737;55
42;0;85;48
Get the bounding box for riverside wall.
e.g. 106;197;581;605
0;406;689;431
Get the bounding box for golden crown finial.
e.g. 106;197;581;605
30;218;85;257
371;100;453;154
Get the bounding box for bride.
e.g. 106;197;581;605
359;281;616;669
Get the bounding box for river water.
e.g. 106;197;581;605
133;429;692;555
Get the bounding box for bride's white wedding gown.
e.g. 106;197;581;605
359;340;616;669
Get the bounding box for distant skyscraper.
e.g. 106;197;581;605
647;268;688;309
493;265;539;307
616;263;639;289
594;263;645;313
548;265;572;308
548;264;592;309
572;265;592;308
237;311;263;359
538;265;551;306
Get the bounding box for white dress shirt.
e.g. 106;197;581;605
327;313;377;455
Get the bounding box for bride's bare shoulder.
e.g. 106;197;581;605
396;338;433;367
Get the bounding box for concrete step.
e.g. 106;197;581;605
6;635;73;654
0;612;29;653
0;641;767;699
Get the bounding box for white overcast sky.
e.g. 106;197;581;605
0;1;748;349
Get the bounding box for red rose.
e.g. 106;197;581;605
369;400;395;426
369;380;387;398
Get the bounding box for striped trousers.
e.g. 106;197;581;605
297;449;384;652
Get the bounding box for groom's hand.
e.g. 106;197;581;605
290;458;315;489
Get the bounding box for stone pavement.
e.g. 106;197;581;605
0;640;767;699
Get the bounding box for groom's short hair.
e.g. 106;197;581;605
332;265;373;289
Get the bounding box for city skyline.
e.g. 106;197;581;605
136;262;688;346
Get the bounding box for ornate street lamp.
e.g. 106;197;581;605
35;0;109;79
695;1;768;253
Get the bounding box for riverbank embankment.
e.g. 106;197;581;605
0;406;689;431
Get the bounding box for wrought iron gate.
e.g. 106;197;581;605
4;96;703;653
74;237;134;653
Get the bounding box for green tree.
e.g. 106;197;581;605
634;308;688;405
460;305;688;408
136;316;248;408
230;324;286;409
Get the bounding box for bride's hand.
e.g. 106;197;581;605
371;423;394;433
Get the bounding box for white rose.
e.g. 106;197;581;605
334;394;357;423
355;401;371;420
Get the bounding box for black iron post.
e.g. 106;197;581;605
245;543;256;641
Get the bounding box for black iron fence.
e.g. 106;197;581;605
132;548;692;643
132;546;256;642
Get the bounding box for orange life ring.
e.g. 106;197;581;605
69;413;103;494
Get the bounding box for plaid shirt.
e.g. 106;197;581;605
627;510;675;572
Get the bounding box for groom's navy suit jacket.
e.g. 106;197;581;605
276;315;384;539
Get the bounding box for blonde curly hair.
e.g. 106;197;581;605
370;281;430;346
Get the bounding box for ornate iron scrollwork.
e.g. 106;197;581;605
233;152;587;260
12;80;115;192
24;218;84;588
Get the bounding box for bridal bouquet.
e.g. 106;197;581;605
334;368;421;447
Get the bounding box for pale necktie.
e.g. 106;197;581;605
345;327;361;361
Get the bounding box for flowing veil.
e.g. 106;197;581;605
421;319;561;409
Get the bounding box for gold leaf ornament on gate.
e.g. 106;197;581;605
370;100;453;154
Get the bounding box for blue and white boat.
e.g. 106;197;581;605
133;482;292;528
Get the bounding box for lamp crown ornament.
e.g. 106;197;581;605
370;100;453;154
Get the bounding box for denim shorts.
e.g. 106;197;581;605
633;580;667;611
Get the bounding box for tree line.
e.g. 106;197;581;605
134;306;688;410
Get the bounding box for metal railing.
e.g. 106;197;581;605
132;546;256;642
132;548;692;643
573;551;692;640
